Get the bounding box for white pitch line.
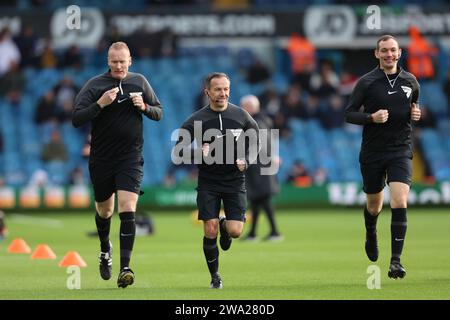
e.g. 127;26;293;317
8;214;64;228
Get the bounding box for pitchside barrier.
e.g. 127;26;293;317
0;182;449;210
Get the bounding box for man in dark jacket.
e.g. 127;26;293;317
240;95;282;242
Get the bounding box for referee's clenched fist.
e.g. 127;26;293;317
97;87;119;108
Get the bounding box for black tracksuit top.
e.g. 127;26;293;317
345;67;420;164
72;71;162;163
175;103;259;193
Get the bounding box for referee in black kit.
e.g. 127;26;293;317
345;35;421;279
73;42;162;288
172;72;259;289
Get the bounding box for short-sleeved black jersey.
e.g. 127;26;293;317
345;67;420;164
174;103;259;193
73;71;162;162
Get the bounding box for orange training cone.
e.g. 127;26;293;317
8;238;32;254
31;244;57;259
59;251;87;267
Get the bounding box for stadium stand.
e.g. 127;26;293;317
1;43;449;188
0;0;449;188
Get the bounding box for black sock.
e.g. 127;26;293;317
119;211;136;270
391;208;407;263
364;207;379;235
95;212;111;253
203;237;219;275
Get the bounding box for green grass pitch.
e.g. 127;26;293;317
0;208;449;300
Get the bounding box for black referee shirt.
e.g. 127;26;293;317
174;103;259;193
73;71;162;163
345;66;420;164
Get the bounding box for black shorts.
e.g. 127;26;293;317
89;158;144;202
196;189;247;222
360;156;412;194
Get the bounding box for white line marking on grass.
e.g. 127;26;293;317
8;214;64;228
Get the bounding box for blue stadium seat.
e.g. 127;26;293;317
5;170;27;187
271;73;290;93
45;161;68;186
420;81;448;116
236;48;256;69
437;119;450;135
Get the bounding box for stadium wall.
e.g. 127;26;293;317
1;182;449;210
2;5;450;49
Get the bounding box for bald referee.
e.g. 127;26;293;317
73;41;162;288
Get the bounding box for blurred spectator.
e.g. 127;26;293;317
57;99;75;123
28;168;49;188
0;60;26;103
280;84;306;119
41;130;68;162
286;160;312;187
310;60;339;99
246;58;271;84
236;47;256;70
303;94;320;120
159;27;178;57
407;25;438;81
259;87;281;119
319;94;345;129
53;76;79;120
163;171;175;187
0;27;21;77
272;112;290;139
68;166;86;186
61;44;83;69
105;26;123;46
195;87;210;111
286;32;316;91
37;39;58;69
34;90;58;125
127;27;178;58
126;30;149;58
54;75;77;99
13;24;38;68
313;167;328;186
240;94;282;242
338;70;358;104
91;38;109;68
